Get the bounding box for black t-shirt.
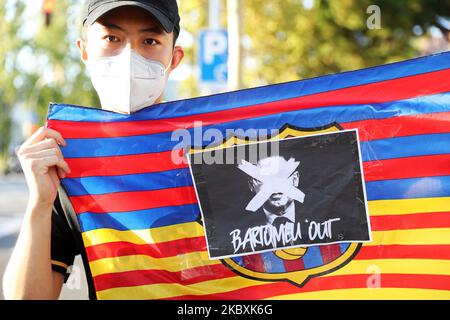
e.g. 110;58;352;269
51;187;97;300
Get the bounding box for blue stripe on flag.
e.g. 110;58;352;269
361;133;450;161
77;204;201;232
61;130;450;163
63;169;193;196
365;175;450;200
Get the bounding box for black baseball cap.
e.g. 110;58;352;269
82;0;180;35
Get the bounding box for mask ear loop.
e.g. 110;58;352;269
164;56;174;74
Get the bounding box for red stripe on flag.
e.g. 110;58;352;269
282;258;305;272
85;237;207;261
341;111;450;141
370;212;450;231
47;69;450;139
319;244;342;264
64;150;450;181
242;254;266;273
70;186;198;214
363;154;450;182
62;134;450;181
64;149;450;181
94;264;236;292
65;150;187;178
166;274;450;300
355;244;450;260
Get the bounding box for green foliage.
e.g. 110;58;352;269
28;0;99;122
243;0;450;85
178;0;209;98
0;0;99;168
0;0;26;162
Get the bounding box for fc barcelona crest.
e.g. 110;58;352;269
187;123;371;287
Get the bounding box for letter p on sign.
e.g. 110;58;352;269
199;30;228;83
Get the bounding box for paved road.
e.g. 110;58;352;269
0;175;88;300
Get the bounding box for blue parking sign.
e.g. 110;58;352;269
199;30;228;83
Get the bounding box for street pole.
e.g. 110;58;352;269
209;0;221;30
201;0;225;96
42;0;55;27
227;0;243;91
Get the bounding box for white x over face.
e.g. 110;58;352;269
240;156;305;216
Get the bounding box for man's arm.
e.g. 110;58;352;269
3;206;65;299
2;127;70;300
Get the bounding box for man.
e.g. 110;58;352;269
3;0;184;300
241;155;306;241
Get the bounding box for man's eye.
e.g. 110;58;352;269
144;39;157;46
105;35;119;42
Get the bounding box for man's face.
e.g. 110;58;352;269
76;5;184;103
248;157;300;215
250;172;299;214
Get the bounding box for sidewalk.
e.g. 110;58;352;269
0;174;88;300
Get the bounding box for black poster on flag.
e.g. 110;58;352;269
188;129;371;260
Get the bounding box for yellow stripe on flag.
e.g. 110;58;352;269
366;228;450;246
82;221;204;247
90;251;220;277
368;197;450;216
327;259;450;277
268;288;450;300
96;275;263;300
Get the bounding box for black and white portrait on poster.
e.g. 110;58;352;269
188;129;371;260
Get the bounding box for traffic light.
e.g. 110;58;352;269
42;0;55;27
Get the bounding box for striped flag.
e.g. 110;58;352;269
47;51;450;300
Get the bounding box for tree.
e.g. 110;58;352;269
0;0;26;171
177;0;209;98
27;0;99;121
0;0;99;172
243;0;450;86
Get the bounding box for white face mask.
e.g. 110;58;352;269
86;48;171;114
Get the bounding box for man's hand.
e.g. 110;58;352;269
17;127;71;210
